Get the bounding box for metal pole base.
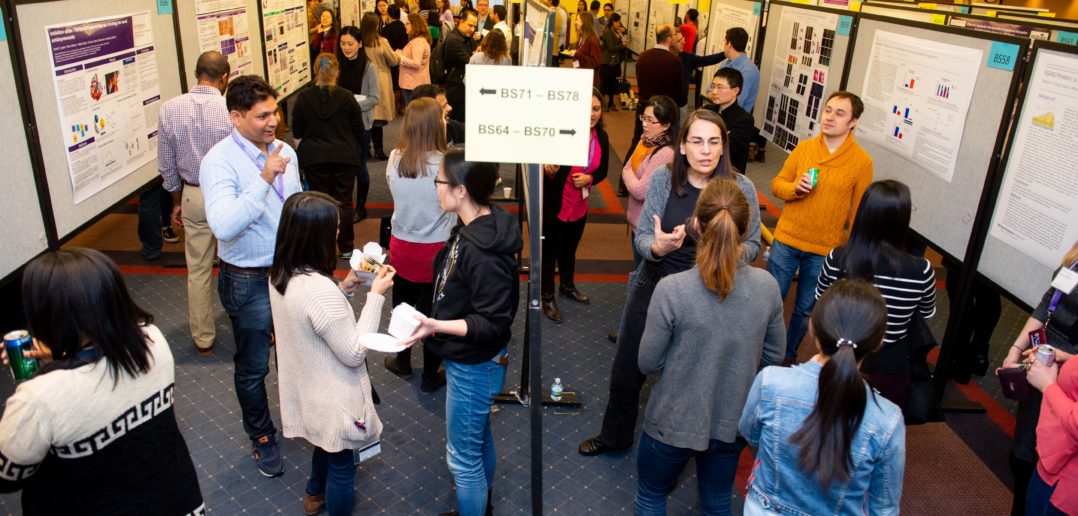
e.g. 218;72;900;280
493;390;582;407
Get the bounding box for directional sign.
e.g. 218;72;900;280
464;65;594;167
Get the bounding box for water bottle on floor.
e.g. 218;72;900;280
551;378;563;401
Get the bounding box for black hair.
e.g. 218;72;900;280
790;278;887;486
411;83;446;100
712;67;743;92
270;192;341;294
23;249;154;383
226;74;278;112
460;8;478;21
551;0;560;6
826;90;865;120
195;51;231;81
591;87;605;130
493;4;506;20
840;180;912;282
685;8;698;22
608;12;621;24
643;94;679;147
388;4;401;18
725;27;749;52
442;147;497;207
590;0;600;9
671;109;733;197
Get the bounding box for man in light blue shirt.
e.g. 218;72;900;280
200;75;301;479
718;27;759;113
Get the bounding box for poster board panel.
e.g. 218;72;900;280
177;0;266;87
0;38;49;281
754;1;852;152
701;0;761;89
260;0;311;99
980;44;1078;307
645;0;675;57
15;1;183;240
860;4;939;23
626;0;649;54
844;15;1024;260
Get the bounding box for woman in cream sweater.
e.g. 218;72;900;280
269;191;400;516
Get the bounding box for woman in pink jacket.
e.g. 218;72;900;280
396;13;431;105
619;94;678;268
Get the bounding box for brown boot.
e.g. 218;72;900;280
304;493;325;515
541;295;563;323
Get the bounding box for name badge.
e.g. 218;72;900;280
1029;328;1048;347
354;441;382;465
1051;267;1078;295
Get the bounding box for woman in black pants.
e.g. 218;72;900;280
599;13;626;111
540;88;609;322
336;25;380;222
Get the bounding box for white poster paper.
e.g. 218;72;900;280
989;49;1078;267
521;2;552;67
340;0;360;28
45;12;162;204
856;30;981;183
262;0;311;97
760;8;838;151
701;2;758;91
626;0;649;54
196;0;253;77
645;1;674;54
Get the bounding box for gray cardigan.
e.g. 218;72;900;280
386;149;457;243
634;166;761;264
356;61;379;130
639;264;786;450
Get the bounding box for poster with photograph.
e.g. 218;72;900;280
989;49;1078;267
521;1;552;66
340;0;360;27
196;0;254;77
45;12;162;204
261;0;311;97
856;30;981;183
760;8;839;151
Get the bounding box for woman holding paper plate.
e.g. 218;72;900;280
337;25;380;222
400;148;523;516
269;191;398;516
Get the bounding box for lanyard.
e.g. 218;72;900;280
1047;260;1078;328
231;131;285;202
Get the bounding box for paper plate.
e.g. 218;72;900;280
359;333;407;353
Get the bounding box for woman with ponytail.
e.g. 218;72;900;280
579;109;761;458
633;179;785;515
292;52;368;257
739;279;906;515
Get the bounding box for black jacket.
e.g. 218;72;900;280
382;20;409;50
427;205;523;363
444;27;477;84
678;50;726;108
543;126;609;221
703;102;756;174
447;119;466;146
292;85;366;167
337;51;369;96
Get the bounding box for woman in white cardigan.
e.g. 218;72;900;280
268;191;400;516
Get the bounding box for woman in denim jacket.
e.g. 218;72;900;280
739;279;906;515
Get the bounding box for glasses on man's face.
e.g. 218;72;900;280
434;178;451;186
708;83;732;92
639;115;659;125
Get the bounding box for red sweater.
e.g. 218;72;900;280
635;47;684;106
575;36;602;88
1037;357;1078;513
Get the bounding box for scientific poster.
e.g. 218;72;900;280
856;30;981;183
261;0;311;97
701;2;758;90
45;12;161;204
196;0;253;77
988;49;1078;267
521;1;552;66
645;0;674;53
760;8;839;151
340;0;360;27
626;0;648;54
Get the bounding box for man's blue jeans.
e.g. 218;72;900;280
307;447;356;516
217;268;277;441
765;240;826;361
445;355;507;516
634;431;746;516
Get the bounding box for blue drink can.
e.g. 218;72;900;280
4;330;39;382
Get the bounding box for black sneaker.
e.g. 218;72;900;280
253;435;284;478
162;227;180;243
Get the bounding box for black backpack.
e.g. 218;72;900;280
430;35;449;84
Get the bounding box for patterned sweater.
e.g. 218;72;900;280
771;133;873;256
0;325;204;515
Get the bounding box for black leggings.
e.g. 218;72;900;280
390;275;443;380
304;162;358;254
600;64;620;105
541;215;587;297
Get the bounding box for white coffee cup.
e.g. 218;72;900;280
503;186;512;199
388;303;422;339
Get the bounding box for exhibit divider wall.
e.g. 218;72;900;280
754;1;855;153
998;12;1078;45
700;0;762;92
11;0;185;242
0;0;51;285
977;40;1078;310
175;0;267;91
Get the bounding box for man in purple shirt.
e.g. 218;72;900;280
156;51;231;356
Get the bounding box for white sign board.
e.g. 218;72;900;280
464;65;593;166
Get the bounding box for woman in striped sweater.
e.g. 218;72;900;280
814;179;936;409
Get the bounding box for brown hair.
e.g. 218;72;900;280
407;12;432;43
313;52;339;86
578;11;599;40
670;109;733;197
480;29;509;60
396;97;447;178
360;13;382;47
694;180;749;299
825;90;865;120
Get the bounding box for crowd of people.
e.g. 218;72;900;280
3;2;1074;516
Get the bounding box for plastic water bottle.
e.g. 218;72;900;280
551;378;563;401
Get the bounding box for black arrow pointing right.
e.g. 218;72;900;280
559;129;576;136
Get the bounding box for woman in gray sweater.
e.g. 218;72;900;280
635;179;785;515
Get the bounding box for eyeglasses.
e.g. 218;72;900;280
639;115;659;125
434;179;451;186
708;84;732;92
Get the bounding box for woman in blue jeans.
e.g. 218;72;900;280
739;279;906;515
402;148;523;516
634;180;785;515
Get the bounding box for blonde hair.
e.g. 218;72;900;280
396;98;447;178
1064;240;1078;268
313;52;339;86
695;179;749;299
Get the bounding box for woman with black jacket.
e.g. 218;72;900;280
540;88;609;322
292;53;368;258
401;147;522;516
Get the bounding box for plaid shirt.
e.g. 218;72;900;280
157;85;231;192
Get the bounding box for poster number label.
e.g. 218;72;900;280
987;42;1019;71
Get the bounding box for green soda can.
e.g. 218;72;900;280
808;168;819;188
4;330;39;382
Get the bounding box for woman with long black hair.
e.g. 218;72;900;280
739;279;906;515
578;109;761;457
337;25;380;222
814;179;936;408
0;249;203;514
